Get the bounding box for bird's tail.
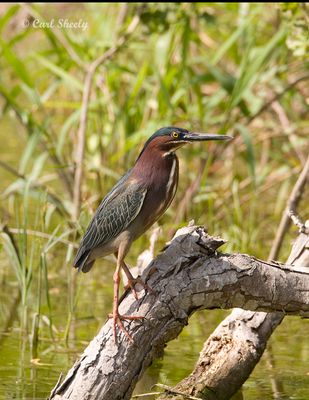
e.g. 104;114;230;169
73;249;95;273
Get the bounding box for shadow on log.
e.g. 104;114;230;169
49;225;309;400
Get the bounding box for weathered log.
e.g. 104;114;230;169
49;226;309;400
158;222;309;400
157;310;283;400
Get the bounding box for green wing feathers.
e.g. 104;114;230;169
73;183;147;271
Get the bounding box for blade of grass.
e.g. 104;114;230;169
0;38;34;88
33;54;84;92
236;123;256;184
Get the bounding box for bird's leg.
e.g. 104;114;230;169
121;261;154;299
109;252;144;344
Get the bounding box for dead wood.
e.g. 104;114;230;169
49;225;309;400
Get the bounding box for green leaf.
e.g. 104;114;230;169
211;12;255;65
19;129;42;175
0;4;20;32
127;61;149;107
0;38;34;87
229;26;287;109
33;54;84;92
28;152;48;182
0;231;23;288
57;109;80;158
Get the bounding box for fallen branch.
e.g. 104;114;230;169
49;225;309;400
158;310;284;400
158;223;309;400
157;156;309;400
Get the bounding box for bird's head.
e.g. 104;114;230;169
139;126;232;157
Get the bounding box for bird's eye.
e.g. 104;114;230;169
172;131;179;139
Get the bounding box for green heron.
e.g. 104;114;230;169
74;127;231;343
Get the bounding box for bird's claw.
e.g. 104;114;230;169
108;312;144;344
125;277;155;300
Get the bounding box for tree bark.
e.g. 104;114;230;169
160;310;284;400
157;222;309;400
49;226;309;400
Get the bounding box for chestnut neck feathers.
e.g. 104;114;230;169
131;138;179;191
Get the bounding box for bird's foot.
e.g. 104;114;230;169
125;277;154;300
108;312;144;344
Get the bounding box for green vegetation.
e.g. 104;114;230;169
0;3;308;399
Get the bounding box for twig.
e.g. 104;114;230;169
0;160;25;179
72;14;140;221
268;154;309;261
72;68;93;222
271;101;305;164
247;75;309;124
132;393;162;398
116;4;129;29
288;209;308;233
155;384;203;400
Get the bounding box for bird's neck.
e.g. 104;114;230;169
132;143;179;188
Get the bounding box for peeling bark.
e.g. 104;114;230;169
158;223;309;400
157;310;283;400
49;226;309;400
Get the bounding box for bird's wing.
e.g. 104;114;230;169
73;180;147;268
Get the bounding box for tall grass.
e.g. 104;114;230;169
0;2;308;351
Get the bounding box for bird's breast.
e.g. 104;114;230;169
147;155;178;217
130;154;179;236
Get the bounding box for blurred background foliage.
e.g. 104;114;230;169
0;3;308;400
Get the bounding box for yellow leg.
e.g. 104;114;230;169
122;261;154;299
109;250;144;344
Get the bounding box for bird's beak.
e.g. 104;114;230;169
183;132;233;142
